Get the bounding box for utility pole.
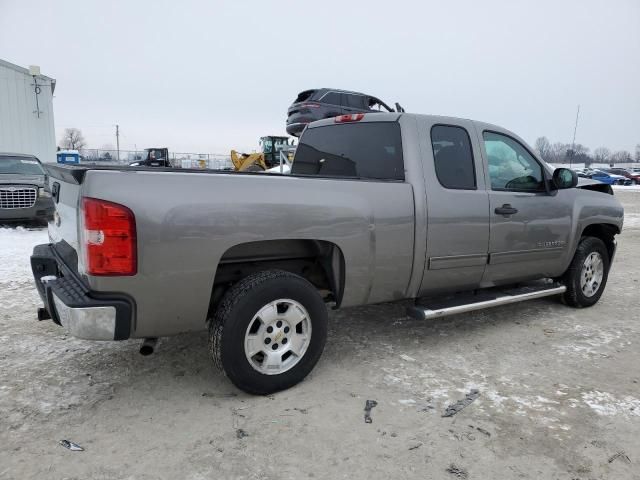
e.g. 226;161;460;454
115;124;120;162
569;105;580;168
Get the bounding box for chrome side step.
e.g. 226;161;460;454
407;282;566;320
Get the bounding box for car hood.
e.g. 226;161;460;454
0;174;45;187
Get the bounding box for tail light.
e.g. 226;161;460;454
302;102;320;108
81;197;137;276
335;113;365;123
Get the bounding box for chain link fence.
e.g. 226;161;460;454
78;149;233;170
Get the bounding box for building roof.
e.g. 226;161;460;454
0;58;56;93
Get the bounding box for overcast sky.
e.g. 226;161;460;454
1;0;639;154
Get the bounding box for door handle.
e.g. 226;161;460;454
495;204;518;215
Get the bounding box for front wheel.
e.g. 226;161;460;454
561;236;610;308
209;270;328;394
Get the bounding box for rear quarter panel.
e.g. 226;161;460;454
82;170;415;337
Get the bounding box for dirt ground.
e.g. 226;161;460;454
1;191;639;480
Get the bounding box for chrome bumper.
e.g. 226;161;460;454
31;243;133;340
51;292;117;340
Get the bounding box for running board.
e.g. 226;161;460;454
407;282;566;320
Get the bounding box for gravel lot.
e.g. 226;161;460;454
1;191;639;480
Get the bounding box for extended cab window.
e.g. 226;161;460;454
430;125;476;189
291;122;404;180
483;132;544;191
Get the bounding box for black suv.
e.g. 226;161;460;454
286;88;401;137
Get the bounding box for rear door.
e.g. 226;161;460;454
416;118;490;295
478;129;573;284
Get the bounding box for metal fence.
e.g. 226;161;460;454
77;149;233;170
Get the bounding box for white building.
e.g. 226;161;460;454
0;59;56;163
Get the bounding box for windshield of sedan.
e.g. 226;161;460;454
0;156;45;175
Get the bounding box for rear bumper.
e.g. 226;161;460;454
31;243;133;340
0;197;54;221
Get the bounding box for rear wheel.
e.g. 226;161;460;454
209;270;328;394
561;236;610;308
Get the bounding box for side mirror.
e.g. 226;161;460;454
552;168;578;189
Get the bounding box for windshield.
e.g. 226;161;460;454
0;156;45;175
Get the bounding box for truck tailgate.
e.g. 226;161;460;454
45;164;85;261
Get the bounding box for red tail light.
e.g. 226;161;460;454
81;197;137;276
335;113;365;123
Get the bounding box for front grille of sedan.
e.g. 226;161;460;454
0;186;37;209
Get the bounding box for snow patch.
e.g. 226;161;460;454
0;226;48;287
399;354;416;362
555;326;624;358
623;213;640;229
581;391;640;417
613;185;640;192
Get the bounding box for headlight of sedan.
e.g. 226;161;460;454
38;187;52;198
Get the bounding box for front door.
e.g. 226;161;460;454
479;130;572;285
418;120;490;295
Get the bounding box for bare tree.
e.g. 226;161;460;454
548;142;569;163
593;147;610;164
534;137;552;161
610;150;632;165
635;144;640;163
59;128;86;150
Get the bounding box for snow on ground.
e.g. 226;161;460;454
613;185;640;192
0;226;48;287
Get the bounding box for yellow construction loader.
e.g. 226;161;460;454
231;136;295;171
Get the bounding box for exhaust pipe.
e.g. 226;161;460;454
139;337;158;356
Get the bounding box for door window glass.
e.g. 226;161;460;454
483;132;545;191
430;125;476;189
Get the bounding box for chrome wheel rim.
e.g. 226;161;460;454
244;299;312;375
580;252;604;298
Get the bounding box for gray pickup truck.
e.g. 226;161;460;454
31;113;624;394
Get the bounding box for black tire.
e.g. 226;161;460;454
209;270;328;395
561;236;610;308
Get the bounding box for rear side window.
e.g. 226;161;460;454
294;90;316;103
320;91;341;105
292;122;404;180
430;125;476;189
345;94;366;109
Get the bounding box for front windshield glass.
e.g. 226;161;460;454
0;157;45;175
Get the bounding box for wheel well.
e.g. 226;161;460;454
209;239;345;314
581;223;619;260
